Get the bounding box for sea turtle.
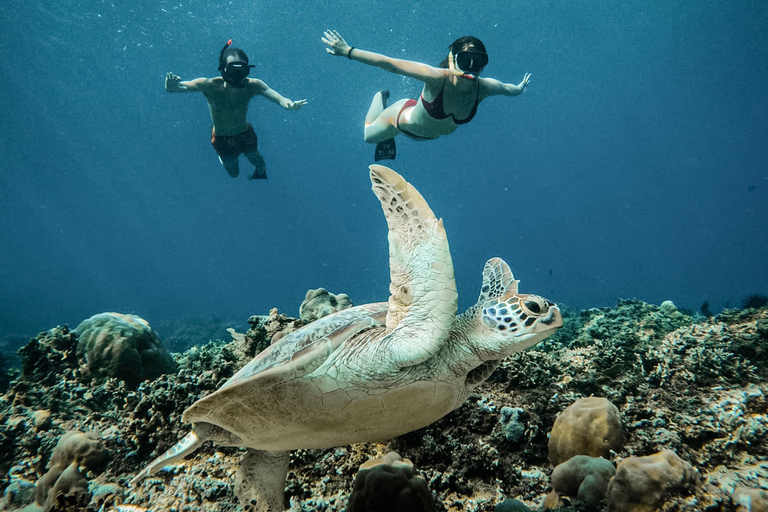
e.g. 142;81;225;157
131;165;563;511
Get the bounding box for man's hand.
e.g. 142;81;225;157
165;72;184;92
285;99;308;110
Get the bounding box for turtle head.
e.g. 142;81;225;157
478;292;562;355
458;258;562;360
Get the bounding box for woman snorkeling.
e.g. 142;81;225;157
322;30;531;160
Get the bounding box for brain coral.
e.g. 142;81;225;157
543;455;616;508
299;288;353;323
548;397;624;466
74;312;177;388
605;449;697;512
347;452;435;512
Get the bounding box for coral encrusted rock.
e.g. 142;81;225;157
74;312;177;388
299;288;353;323
35;431;107;511
542;455;615;508
346;452;435;512
605;449;697;512
548;397;624;466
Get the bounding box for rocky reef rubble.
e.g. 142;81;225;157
0;299;765;511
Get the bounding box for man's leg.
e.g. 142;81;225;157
243;151;267;180
218;155;240;178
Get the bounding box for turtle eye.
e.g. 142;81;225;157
522;299;544;316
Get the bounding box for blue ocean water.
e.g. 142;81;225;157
1;0;767;343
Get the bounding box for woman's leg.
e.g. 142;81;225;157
364;92;408;144
365;90;389;126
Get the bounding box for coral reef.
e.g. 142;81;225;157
497;407;526;444
0;300;766;512
742;294;768;310
74;313;177;389
299;288;353;323
547;397;624;466
151;316;239;354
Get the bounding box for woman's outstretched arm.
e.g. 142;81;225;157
322;30;445;82
481;73;532;97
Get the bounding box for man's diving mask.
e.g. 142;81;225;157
454;50;488;74
222;60;254;86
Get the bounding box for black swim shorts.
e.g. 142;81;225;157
210;123;259;159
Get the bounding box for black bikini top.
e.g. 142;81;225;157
420;78;481;125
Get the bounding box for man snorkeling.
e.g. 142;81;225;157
165;40;307;179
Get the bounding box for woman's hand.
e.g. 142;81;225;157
518;73;532;88
322;30;352;58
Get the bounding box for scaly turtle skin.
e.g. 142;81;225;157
131;165;563;511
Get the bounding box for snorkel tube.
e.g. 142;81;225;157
218;38;233;72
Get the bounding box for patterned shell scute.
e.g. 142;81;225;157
219;302;389;391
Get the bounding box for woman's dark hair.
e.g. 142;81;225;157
439;36;487;68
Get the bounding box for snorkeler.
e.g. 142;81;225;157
322;30;531;161
165;40;307;179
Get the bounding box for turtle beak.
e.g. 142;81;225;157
537;303;563;332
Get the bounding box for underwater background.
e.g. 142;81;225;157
2;0;767;343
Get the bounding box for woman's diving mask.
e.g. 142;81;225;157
454;50;488;75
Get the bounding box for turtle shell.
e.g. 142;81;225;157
181;302;394;448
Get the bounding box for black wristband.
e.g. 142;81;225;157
347;47;355;60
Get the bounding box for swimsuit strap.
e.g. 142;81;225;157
420;80;448;120
419;78;481;125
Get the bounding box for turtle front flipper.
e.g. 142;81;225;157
459;258;519;320
369;165;458;367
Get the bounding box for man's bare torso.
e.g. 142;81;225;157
202;78;261;136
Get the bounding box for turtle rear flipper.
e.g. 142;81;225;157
130;430;204;485
235;449;290;512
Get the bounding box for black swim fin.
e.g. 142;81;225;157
375;138;396;161
249;153;268;180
